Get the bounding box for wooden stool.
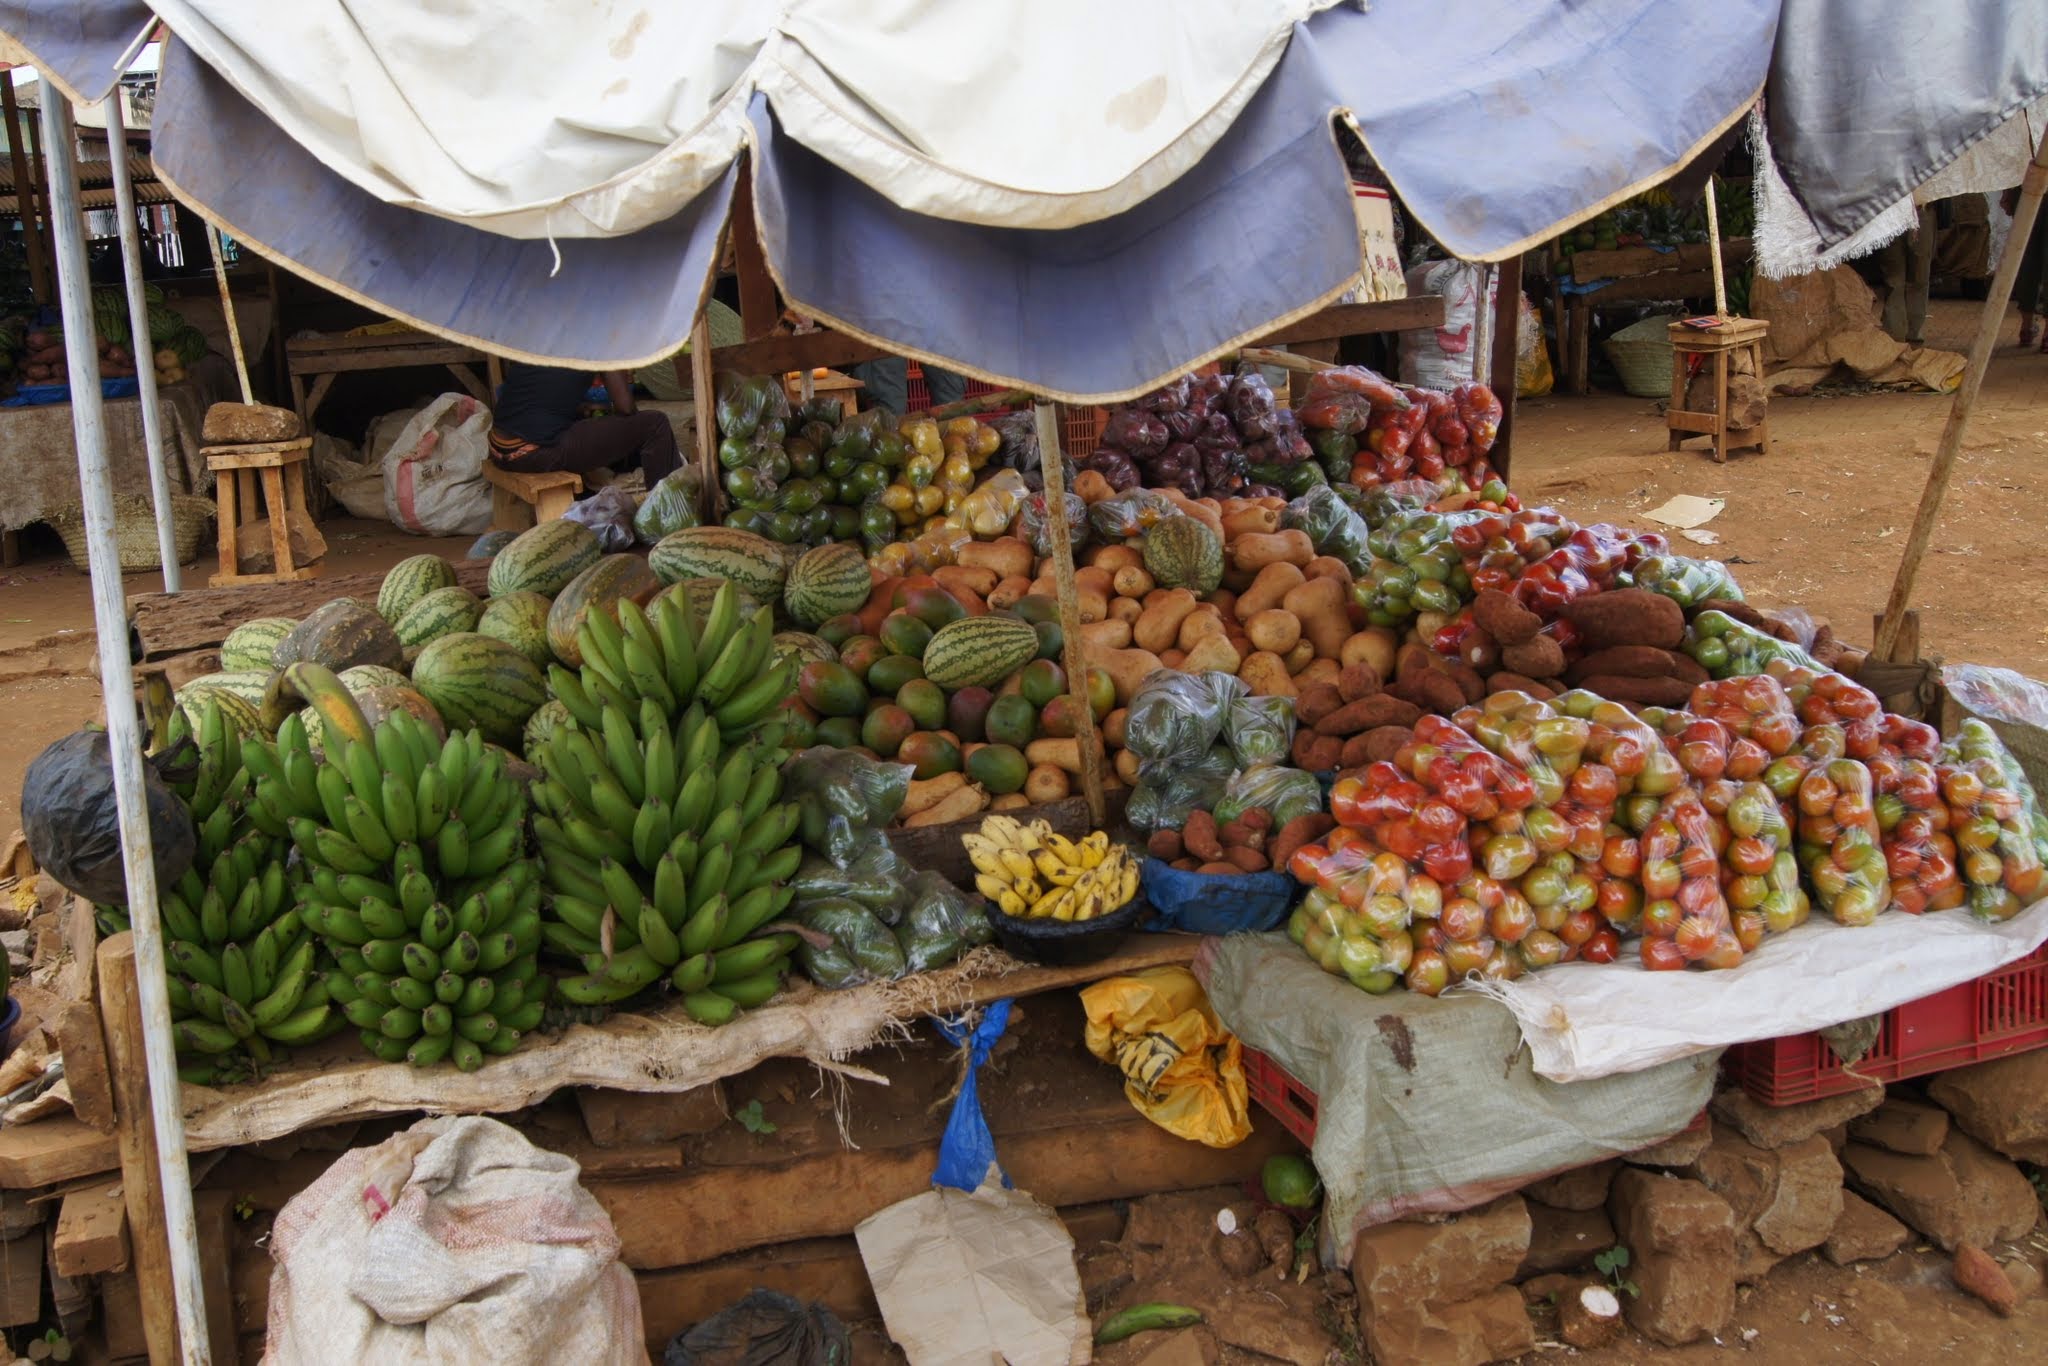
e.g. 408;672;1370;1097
483;464;582;531
1665;317;1771;463
203;438;320;587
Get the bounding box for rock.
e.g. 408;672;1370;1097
1518;1273;1576;1305
1352;1197;1533;1366
203;401;302;445
233;510;327;574
2007;1257;2044;1305
1840;1129;2040;1252
1558;1282;1624;1350
1624;1122;1712;1169
1710;1083;1883;1151
1522;1160;1618;1212
1518;1201;1615;1277
1751;1135;1844;1256
1818;1122;1849;1154
1849;1096;1949;1157
1607;1170;1736;1346
575;1083;727;1146
1954;1243;2019;1316
1824;1191;1910;1265
1927;1051;2048;1163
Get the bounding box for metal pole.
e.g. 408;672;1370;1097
39;92;213;1365
1874;129;2048;662
105;91;179;592
205;227;254;403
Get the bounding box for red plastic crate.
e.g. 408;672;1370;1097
1242;1046;1319;1146
1723;945;2048;1106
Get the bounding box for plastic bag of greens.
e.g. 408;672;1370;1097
1214;763;1323;828
796;897;908;988
1017;489;1089;559
1629;555;1743;609
1123;671;1248;768
714;372;790;440
1087;488;1177;542
897;871;994;973
1283;483;1373;572
785;747;913;868
1684;610;1822;680
633;466;702;543
789;848;911;922
1127;748;1236;835
1227;695;1295;767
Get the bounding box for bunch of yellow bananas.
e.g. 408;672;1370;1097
965;815;1139;922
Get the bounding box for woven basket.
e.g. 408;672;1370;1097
40;493;215;572
1602;313;1682;398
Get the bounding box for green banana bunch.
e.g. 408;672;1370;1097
293;708;546;1071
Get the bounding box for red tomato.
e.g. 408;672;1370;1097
1640;937;1689;971
1580;927;1621;963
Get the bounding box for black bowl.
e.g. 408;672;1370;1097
988;896;1143;967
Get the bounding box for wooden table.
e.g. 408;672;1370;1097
1551;239;1752;394
285;330;505;428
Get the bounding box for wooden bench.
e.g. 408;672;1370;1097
483;464;582;531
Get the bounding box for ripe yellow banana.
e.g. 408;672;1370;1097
980;815;1028;851
974;872;1014;903
1042;832;1082;866
1033;850;1083;886
998;848;1039;886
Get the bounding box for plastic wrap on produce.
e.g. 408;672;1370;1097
1282;484;1372;572
1198;933;1713;1268
1126;746;1235;835
1945;664;2048;797
1225;695;1295;767
633;466;702;542
1215;763;1321;827
1463;902;2048;1085
786;748;913;869
1123;671;1247;768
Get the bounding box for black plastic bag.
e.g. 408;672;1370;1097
22;730;195;905
664;1290;849;1366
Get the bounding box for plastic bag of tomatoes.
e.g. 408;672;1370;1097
1939;719;2048;920
1721;782;1810;941
1794;750;1891;926
1869;750;1961;915
1285;838;1431;995
1633;790;1743;971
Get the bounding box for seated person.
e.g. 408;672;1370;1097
488;363;678;486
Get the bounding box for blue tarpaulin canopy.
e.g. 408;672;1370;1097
2;0;2042;401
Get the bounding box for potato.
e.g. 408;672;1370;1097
1112;564;1155;598
1281;576;1351;658
1281;638;1317;674
1133;588;1200;654
1296;658;1341;691
1182;633;1242;674
1245;608;1302;655
1234;562;1306;620
1238;650;1296;698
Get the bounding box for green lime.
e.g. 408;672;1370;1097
1261;1154;1320;1209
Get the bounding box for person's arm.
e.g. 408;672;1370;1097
601;371;638;415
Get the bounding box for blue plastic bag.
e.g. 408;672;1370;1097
930;999;1013;1191
1141;858;1297;935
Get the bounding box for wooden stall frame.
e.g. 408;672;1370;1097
1033;401;1107;828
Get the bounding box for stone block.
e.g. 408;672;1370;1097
1927;1051;2048;1164
203;401;302;444
1353;1197;1533;1366
1710;1083;1882;1150
1823;1191;1909;1265
1607;1170;1735;1346
1521;1159;1618;1212
1839;1128;2039;1252
1848;1095;1949;1157
1517;1201;1615;1277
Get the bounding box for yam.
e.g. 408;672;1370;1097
1182;633;1242;675
956;538;1034;581
1295;733;1342;772
1576;674;1693;708
1460;633;1501;674
1148;830;1185;860
934;564;998;601
1340;627;1398;678
1245;608;1301;655
1234;562;1306;620
1500;635;1566;679
1303;555;1353;585
1232;529;1315;572
1281;576;1352;658
1315;694;1422;736
1392;671;1465;716
1024;764;1071;803
1487;671;1553;697
900;771;968;817
1337;662;1381;702
1238;650;1296;698
1361;726;1413;765
1218;817;1265;852
1339;733;1377;769
1295;684;1344;728
902;782;990;827
991;792;1031;811
1269;813;1335;877
1560;588;1685;650
1197;862;1242;876
1184;811;1224;862
1133;588;1200;654
986;575;1032;610
1171;857;1201;871
1472;587;1541;645
1444;659;1487;703
1111;564;1156;598
1296;658;1341;691
1567;645;1707;686
1221;846;1269;873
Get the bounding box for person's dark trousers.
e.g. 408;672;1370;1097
494;411;679;484
2015;211;2048;317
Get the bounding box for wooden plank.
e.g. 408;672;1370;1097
0;1118;120;1190
0;1226;42;1326
52;1183;128;1277
197;1188;238;1364
591;1105;1293;1271
200;439;312;464
1489;256;1523;482
1570;269;1718;308
287;344;495;376
575;1083;727;1148
129;560;492;658
97;934;179;1366
1;74;47;306
710;328;893;381
729;166;779;341
52;1003;115;1134
1253;296;1445;345
285;331;457;355
1568;238;1751;282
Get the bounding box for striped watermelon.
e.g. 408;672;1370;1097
376;554;459;622
771;632;838;669
395;585;483;654
177;670;272;709
467;529;518;559
476;591;554;668
1142;515;1224;595
338;664;410;695
522;698;572;761
177;686;263;739
783;542;873;626
546;554;659;667
648;527;787;602
922;616;1039;689
220;617;295;672
488;520;602;599
410;633;548;744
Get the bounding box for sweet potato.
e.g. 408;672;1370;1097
1303;555;1353;585
1269;812;1336;874
1221;846;1269;873
1185;810;1224;862
1221;505;1280;540
1231;529;1315;572
1500;635;1566;679
1339;733;1378;769
1577;674;1693;707
1182;633;1242;675
1444;659;1487;703
1025;764;1071;803
1281;576;1351;658
1071;469;1116;504
1567;645;1708;686
1561;588;1685;650
1111;564;1155;599
1316;694;1423;736
1295;683;1344;728
1096;647;1166;704
1245;608;1301;655
1361;725;1413;765
1171;857;1201;871
1197;861;1242;876
1148;829;1185;861
1472;587;1541;645
955;538;1034;581
1395;642;1438;684
1234;562;1306;620
902;782;990;827
1291;728;1325;768
1297;659;1341;691
1239;808;1272;833
1460;633;1501;674
986;575;1032;610
1239;650;1297;698
1134;588;1200;654
933;563;998;604
1338;662;1381;702
1218;818;1266;852
1488;671;1553;697
1295;733;1343;771
1113;746;1141;785
1342;627;1399;678
1393;671;1466;716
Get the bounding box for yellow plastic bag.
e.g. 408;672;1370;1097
1081;966;1252;1149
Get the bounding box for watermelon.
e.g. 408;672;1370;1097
771;631;838;669
487;520;602;599
272;599;403;674
220;617;295;672
522;698;572;761
922;616;1039;690
176;670;272;709
376;554;459;623
395;585;483;654
647;526;787;602
1142;515;1224;595
467;529;518;560
476;591;554;668
783;542;874;626
546;554;660;667
410;633;548;744
355;685;445;739
338;664;410;695
177;687;263;739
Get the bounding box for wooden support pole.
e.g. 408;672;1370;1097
1706;178;1730;317
1488;255;1524;481
1;74;47;305
729;166;778;341
206;229;255;404
1034;402;1106;828
1875;130;2048;662
689;312;719;525
97;933;183;1366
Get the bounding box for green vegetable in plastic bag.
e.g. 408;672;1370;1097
786;747;913;867
1283;484;1373;573
633;466;703;543
714;371;790;441
1684;610;1821;680
1630;555;1743;609
797;897;907;988
1227;695;1295;767
897;872;993;973
1215;763;1323;827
